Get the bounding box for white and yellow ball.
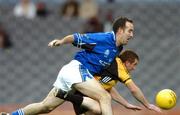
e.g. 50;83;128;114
155;89;177;109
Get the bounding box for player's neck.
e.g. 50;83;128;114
116;37;122;47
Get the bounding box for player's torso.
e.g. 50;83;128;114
73;32;123;74
95;57;131;91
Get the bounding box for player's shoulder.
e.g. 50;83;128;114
102;31;115;38
98;31;116;42
84;31;116;44
115;57;122;63
90;31;114;38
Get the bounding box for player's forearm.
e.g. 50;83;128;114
56;35;74;45
131;87;149;108
112;95;130;107
110;88;130;107
49;35;74;47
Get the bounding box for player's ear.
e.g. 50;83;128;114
117;27;123;34
124;61;129;67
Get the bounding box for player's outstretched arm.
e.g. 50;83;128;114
126;81;162;112
109;87;142;110
48;35;74;47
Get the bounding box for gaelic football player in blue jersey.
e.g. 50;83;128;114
2;17;134;115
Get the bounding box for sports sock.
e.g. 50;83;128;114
11;109;24;115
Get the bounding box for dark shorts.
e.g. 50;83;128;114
72;91;89;115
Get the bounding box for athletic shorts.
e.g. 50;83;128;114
73;91;88;115
53;60;93;92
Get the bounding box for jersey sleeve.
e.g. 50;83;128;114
116;58;132;84
72;32;115;51
72;33;97;51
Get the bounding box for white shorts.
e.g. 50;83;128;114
53;60;93;92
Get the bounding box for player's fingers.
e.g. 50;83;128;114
48;43;52;47
152;107;162;113
132;108;141;111
48;41;53;47
136;106;142;110
48;40;57;47
52;41;57;46
155;107;162;113
129;106;142;111
133;106;142;110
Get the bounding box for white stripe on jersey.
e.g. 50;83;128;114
101;76;111;83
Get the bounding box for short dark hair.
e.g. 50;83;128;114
119;50;139;63
112;17;133;34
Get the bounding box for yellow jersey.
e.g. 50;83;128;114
94;57;132;91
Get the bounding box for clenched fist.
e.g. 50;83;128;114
48;39;61;47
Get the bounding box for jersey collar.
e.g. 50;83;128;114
111;31;116;42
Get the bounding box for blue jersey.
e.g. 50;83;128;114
73;31;123;75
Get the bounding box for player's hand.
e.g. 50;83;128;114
147;104;162;113
48;39;61;47
125;104;142;111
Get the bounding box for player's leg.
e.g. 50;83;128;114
10;87;65;115
2;62;74;115
73;78;112;115
23;87;65;115
81;96;101;114
84;111;101;115
70;93;101;115
74;111;100;115
54;60;112;115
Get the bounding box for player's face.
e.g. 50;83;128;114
125;59;138;72
116;21;134;45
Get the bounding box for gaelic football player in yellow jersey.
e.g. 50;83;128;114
62;50;162;115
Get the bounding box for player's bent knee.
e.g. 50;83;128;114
99;90;111;102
